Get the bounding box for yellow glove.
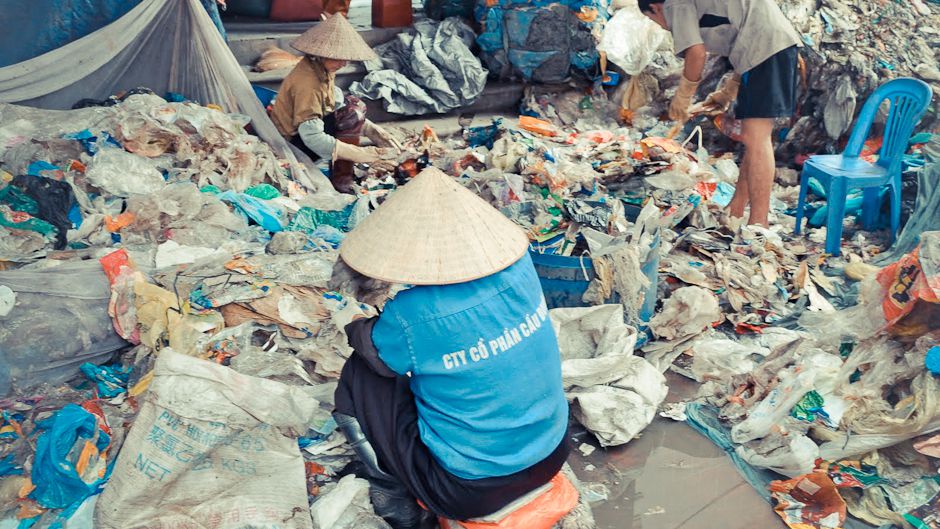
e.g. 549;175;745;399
333;141;381;163
363;120;403;150
702;74;742;113
668;75;700;122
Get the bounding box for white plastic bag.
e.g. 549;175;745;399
598;7;668;75
310;475;389;529
649;286;720;341
95;349;318;529
84;147;166;197
736;433;820;478
689;336;766;382
550;305;639;388
567;356;667;447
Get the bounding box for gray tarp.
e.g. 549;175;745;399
350;18;487;116
877;135;940;264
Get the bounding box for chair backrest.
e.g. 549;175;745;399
842;78;933;172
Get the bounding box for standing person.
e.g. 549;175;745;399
271;14;400;194
639;0;802;227
331;167;571;529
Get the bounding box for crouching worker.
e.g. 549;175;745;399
332;167;571;529
271;14;400;194
640;0;802;227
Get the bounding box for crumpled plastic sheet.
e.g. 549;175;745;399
598;5;668;76
0;260;128;396
309;475;390;529
876;136;940;264
552;305;667;447
350;18;487;115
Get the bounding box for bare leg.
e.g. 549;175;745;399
728;152;750;219
740;118;775;227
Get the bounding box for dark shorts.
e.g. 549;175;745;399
334;352;570;521
735;46;799;119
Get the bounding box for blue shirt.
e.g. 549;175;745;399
372;253;568;480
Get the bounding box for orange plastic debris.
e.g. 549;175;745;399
104;212;136;233
575;7;598;22
69;160;86;173
519;116;558;137
640;136;683;156
16;502;43;520
446;472;579;529
99;248;133;284
18;477;36;499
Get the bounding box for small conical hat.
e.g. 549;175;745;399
340;167;529;285
291;14;379;62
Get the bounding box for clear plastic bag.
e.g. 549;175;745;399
83;146;166;197
598;7;668;76
0;260;128;395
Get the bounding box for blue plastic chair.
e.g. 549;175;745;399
794;78;933;256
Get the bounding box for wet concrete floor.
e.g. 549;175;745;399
568;373;786;529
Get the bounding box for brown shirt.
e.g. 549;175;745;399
271;57;337;138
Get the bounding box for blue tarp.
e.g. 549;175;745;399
0;0;224;69
0;0;142;68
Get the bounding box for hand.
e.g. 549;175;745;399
363;120;403;150
668;75;700;122
700;74;741;114
334;141;382;163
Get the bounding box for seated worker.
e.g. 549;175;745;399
640;0;802;227
271;14;400;194
332;167;570;529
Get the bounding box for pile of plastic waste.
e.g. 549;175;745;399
0;77;935;528
683;232;940;529
0;93;383;528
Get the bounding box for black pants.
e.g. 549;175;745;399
334;352;570;521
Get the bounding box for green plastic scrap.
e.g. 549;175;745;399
0;185;39;216
244;184;281;200
839;342;855;358
288;205;353;234
0;206;56;238
791;390;825;422
200;185;221;195
827;461;887;489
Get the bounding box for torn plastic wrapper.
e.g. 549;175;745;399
770;472;847;529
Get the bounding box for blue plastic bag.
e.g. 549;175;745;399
79;363;131;399
30;404;110;510
217;191;286;233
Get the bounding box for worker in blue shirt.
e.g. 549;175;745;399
332;167;570;528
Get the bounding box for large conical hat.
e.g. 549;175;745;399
340;167;529;285
291;14;378;62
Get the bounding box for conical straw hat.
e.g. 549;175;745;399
340;167;530;285
291;14;379;62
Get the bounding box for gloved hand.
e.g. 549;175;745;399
334;141;382;163
668;75;701;122
363;120;403;150
701;74;741;113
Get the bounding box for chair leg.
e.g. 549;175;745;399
861;187;881;231
794;171;809;235
889;178;902;245
825;178;847;256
